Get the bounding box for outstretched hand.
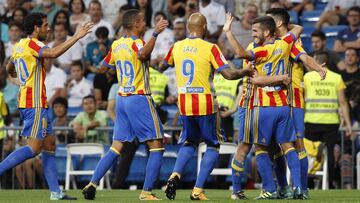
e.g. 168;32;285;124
74;22;94;39
154;17;169;34
223;12;234;32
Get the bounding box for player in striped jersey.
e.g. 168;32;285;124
266;8;327;199
224;13;305;199
3;13;93;200
82;9;169;201
161;13;254;201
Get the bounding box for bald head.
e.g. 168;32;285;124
187;12;207;35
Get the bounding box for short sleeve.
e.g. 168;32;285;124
71;112;84;125
210;44;228;72
101;47;115;70
249;46;269;63
163;45;174;67
337;76;346;91
290;40;307;62
131;39;145;57
336;29;346;41
28;40;49;58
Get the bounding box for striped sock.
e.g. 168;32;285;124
298;150;308;190
231;158;244;193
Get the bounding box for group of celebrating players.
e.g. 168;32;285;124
1;4;327;201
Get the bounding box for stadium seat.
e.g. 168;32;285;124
301;10;322;27
289;10;299;24
321;25;347;49
67;106;83;117
314;0;328;11
300;26;317;52
160;105;180;126
126;144;148;183
197;142;237;176
65;143;111;190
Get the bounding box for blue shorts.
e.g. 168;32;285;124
291;107;305;139
252;106;296;146
238;107;253;144
19;108;53;140
179;112;224;146
113;95;163;143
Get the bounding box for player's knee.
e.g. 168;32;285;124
147;139;164;149
111;140;123;154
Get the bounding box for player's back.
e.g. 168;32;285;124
105;36;150;96
165;37;228;116
12;37;48;108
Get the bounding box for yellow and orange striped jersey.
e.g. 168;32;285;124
164;37;228;116
288;39;306;108
251;33;296;107
102;36;150;96
239;42;257;109
11;37;49;108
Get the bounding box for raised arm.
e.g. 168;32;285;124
41;22;94;58
138;18;169;61
287;24;304;39
223;13;253;60
299;54;327;79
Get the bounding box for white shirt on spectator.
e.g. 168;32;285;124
45;65;67;102
163;68;177;96
200;1;226;35
79;19;114;48
48;36;83;66
5;41;15;59
100;0;127;25
68;77;93;107
143;27;174;60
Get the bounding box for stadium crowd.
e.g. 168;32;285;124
0;0;360;192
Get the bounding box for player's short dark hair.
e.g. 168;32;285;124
23;13;47;35
122;9;141;30
253;16;276;36
53;97;68;109
265;8;290;26
95;26;109;38
313;51;329;65
82;95;96;103
71;60;83;70
9;21;23;31
347;6;360;15
311;30;326;41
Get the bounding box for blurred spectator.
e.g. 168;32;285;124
134;0;153;27
70;95;108;143
218;3;257;60
1;22;9;43
45;58;67;106
269;0;314;13
340;48;360;99
106;83;118;121
184;0;200;20
0;41;5;66
113;4;133;37
85;26;111;73
32;0;62;26
173;18;186;41
69;0;91;34
99;0;127;26
200;0;226;42
52;97;75;143
79;0;114;48
304;51;353;189
144;12;174;68
48;22;83;73
93;69;117;110
1;0;19;24
333;6;360;53
0;67;18;117
11;7;28;25
168;0;186;20
152;0;168;22
64;61;93;108
214;0;235;14
235;0;269;16
310;30;346;72
51;10;73;36
5;22;23;59
316;0;360;29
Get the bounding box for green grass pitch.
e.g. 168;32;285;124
0;189;360;203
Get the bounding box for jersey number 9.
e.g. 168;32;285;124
182;59;195;86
